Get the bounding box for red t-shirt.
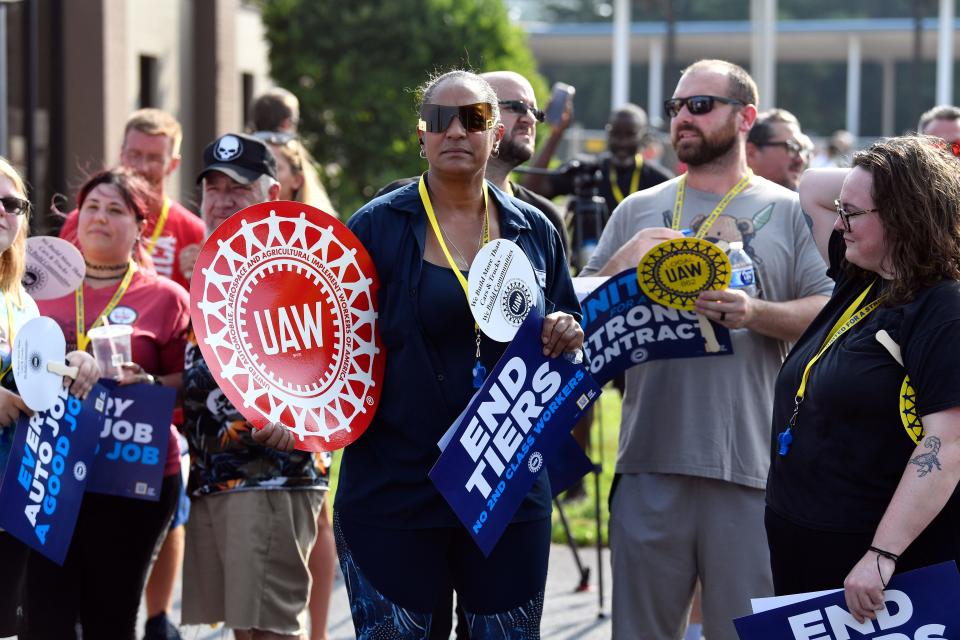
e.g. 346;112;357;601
60;197;205;291
37;269;191;476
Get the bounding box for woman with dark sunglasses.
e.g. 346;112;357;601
334;69;583;639
768;136;960;622
0;157;100;636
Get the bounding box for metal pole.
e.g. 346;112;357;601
648;39;664;129
846;36;862;138
611;0;630;109
936;0;955;106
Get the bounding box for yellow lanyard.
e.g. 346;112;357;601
75;260;138;352
0;296;15;382
418;174;490;299
419;174;492;387
779;281;882;455
671;171;753;239
610;153;643;204
144;197;171;256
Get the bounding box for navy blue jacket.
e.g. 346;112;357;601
336;178;581;528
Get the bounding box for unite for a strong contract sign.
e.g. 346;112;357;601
190;201;384;452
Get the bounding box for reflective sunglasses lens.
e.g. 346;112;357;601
688;96;715;115
461;104;490;132
664;99;681;118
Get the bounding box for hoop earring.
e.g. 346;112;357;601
491;145;500;158
419;147;427;159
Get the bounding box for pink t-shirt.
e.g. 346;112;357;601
38;269;190;476
60;198;205;291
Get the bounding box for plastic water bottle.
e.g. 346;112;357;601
727;241;757;297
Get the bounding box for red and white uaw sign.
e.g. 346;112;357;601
189;201;384;452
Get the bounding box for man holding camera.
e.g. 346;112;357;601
521;102;673;226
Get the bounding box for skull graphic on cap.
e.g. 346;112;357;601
214;135;243;161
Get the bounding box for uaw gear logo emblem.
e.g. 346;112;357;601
501;280;532;327
190;201;384;452
638;237;731;310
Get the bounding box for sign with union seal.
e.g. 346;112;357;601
468;239;540;342
637;237;731;310
189;201;384;452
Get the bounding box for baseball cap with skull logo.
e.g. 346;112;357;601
197;132;278;185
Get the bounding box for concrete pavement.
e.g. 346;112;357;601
161;543;612;639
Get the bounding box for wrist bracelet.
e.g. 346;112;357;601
868;546;900;563
869;546;899;589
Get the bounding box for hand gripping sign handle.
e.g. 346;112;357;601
47;360;79;380
696;314;721;353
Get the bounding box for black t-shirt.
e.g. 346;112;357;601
548;152;673;218
767;231;960;533
510;181;569;255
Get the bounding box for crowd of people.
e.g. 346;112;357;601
0;52;959;640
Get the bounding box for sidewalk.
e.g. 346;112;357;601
161;544;612;639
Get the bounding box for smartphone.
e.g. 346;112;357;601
545;82;575;126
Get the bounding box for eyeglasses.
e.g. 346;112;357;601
663;95;745;119
417;103;494;133
251;130;298;146
834;199;878;232
758;139;807;159
0;196;29;216
498;100;545;123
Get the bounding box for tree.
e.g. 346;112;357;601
261;0;547;215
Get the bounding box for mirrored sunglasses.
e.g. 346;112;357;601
418;103;494;133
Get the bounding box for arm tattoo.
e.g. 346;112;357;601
910;436;943;477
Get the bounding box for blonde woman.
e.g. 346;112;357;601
0;157;98;635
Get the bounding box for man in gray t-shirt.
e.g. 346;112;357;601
582;60;833;640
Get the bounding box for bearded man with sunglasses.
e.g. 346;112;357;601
580;59;833;640
747;108;812;191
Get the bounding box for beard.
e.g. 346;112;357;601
673;118;738;166
497;131;534;167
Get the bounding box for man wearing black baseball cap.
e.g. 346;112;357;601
180;132;329;639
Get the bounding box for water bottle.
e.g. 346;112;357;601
727;241;757;297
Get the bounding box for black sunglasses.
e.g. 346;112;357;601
758;139;807;159
418;103;494;134
663;95;745;119
834;199;878;233
498;100;545;123
0;196;29;216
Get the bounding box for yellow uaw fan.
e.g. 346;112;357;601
876;330;924;444
637;237;731;352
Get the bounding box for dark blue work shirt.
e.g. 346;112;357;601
337;178;581;528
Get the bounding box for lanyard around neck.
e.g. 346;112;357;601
418;173;490;299
671;171;753;238
795;281;882;402
144;197;171;257
610;153;643;204
76;260;138;351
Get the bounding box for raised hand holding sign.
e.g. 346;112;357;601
189;201;384;452
13;317;81;412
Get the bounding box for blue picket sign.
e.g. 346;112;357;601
85;380;175;501
734;561;960;640
429;307;601;556
0;383;108;565
579;269;734;386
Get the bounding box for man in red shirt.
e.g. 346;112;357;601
60;109;205;291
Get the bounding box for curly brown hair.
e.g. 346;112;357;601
850;135;960;305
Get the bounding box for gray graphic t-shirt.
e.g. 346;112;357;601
582;175;833;488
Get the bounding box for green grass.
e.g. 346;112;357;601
550;385;621;547
326;384;622;549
